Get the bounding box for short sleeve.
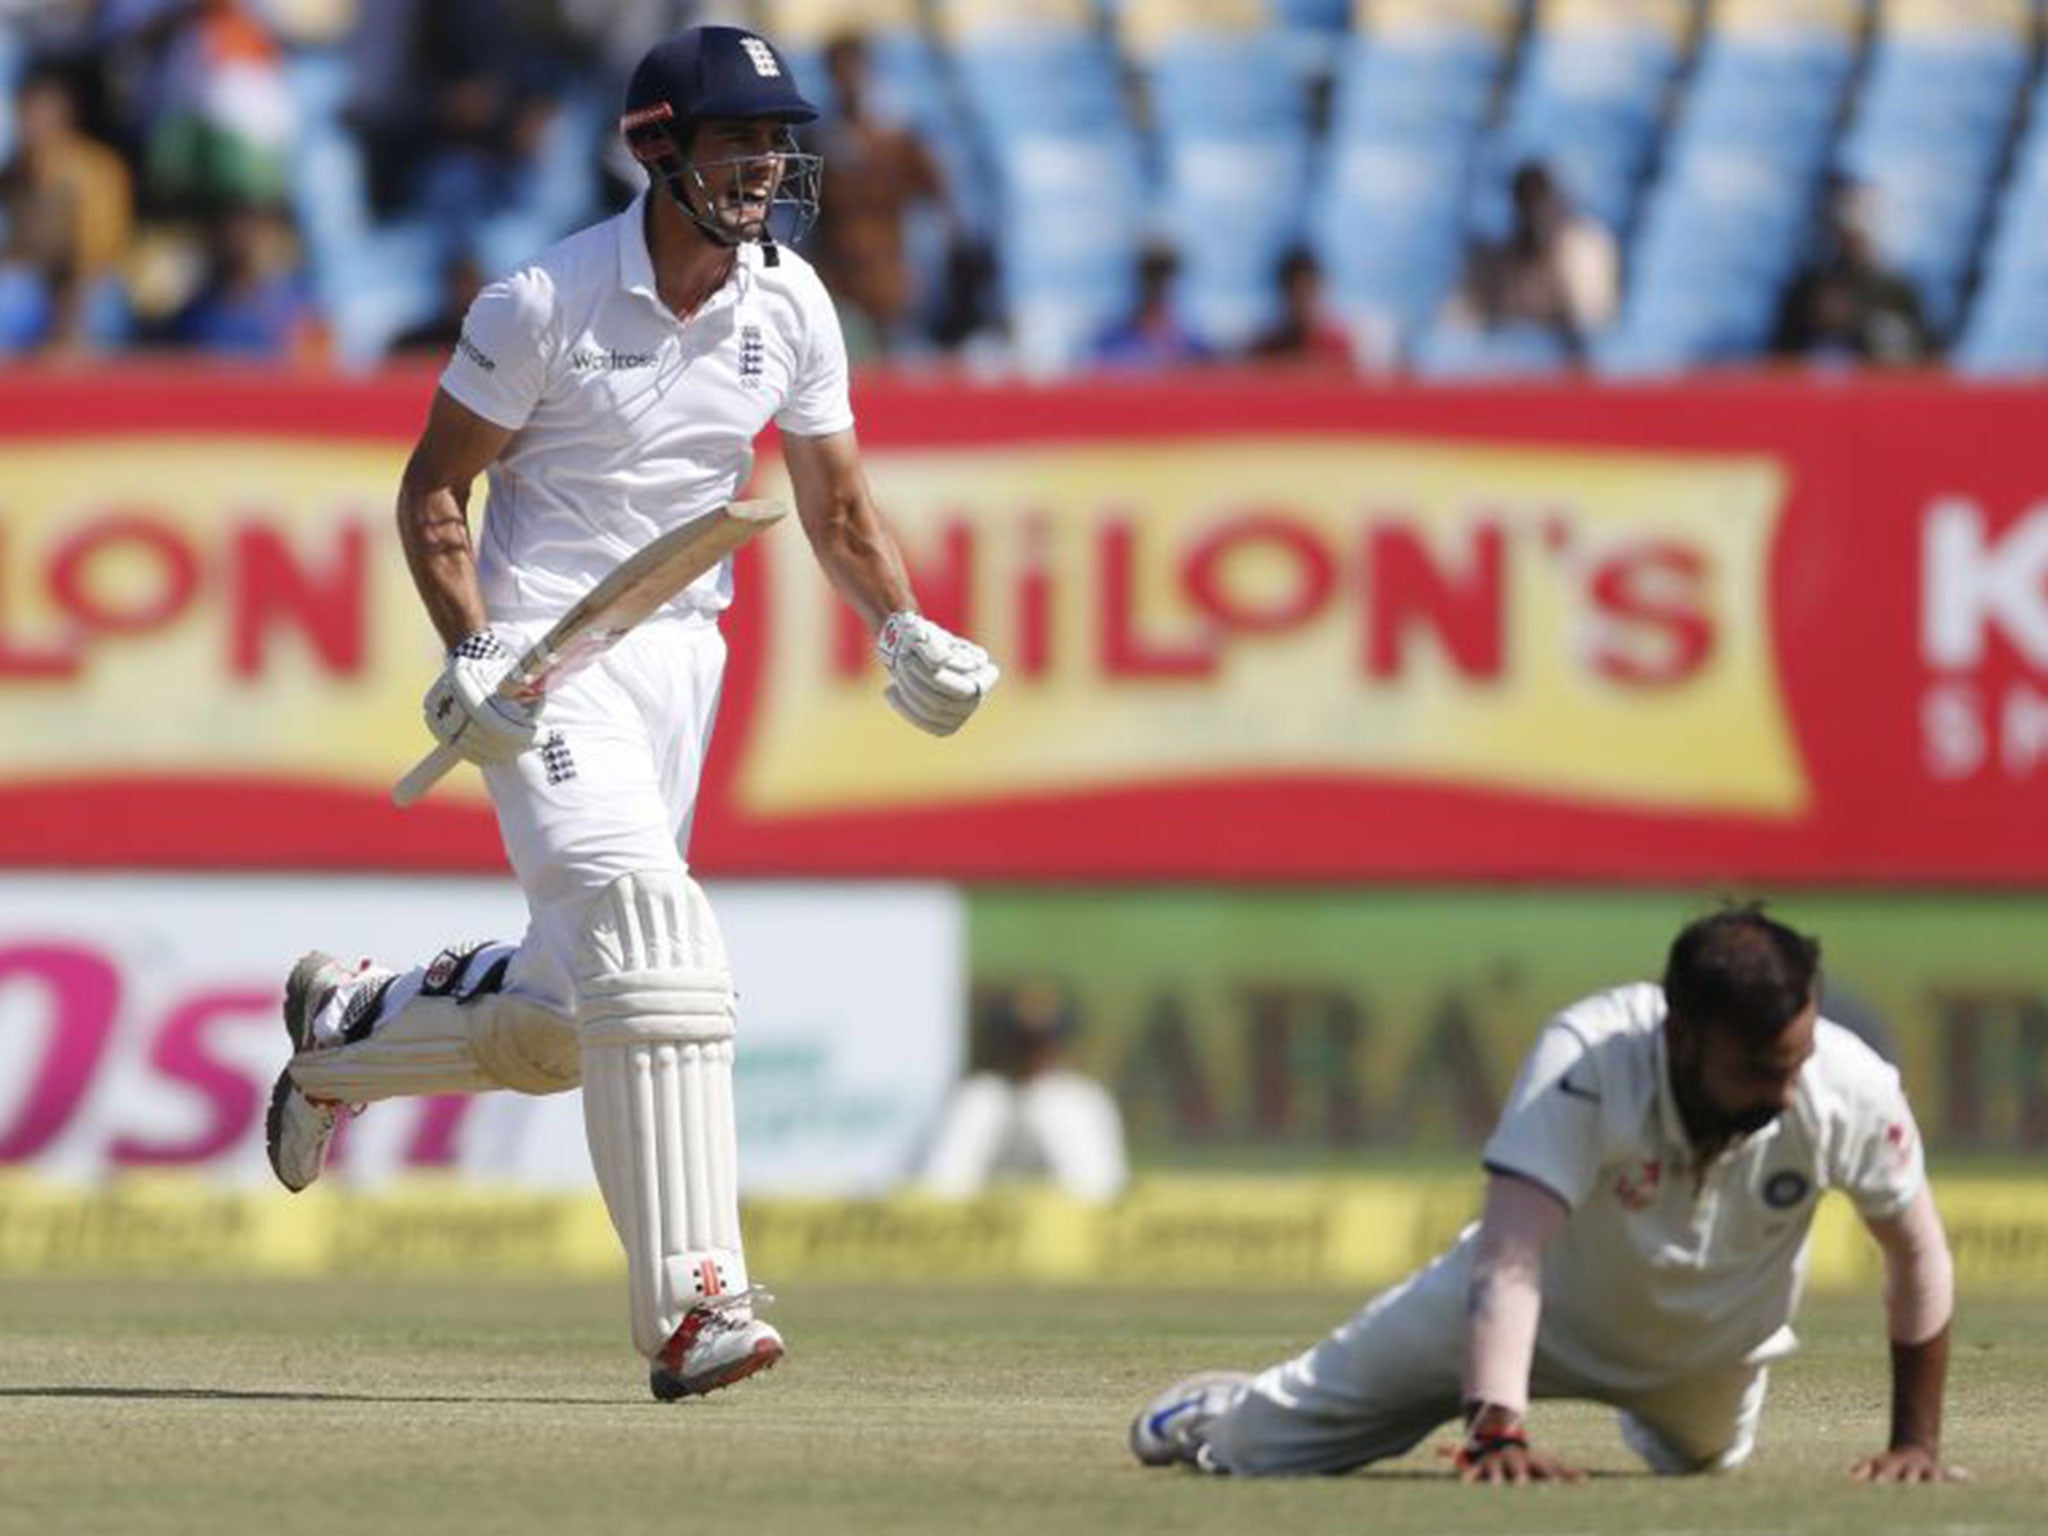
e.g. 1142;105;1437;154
1482;1021;1607;1210
1825;1034;1925;1221
774;274;855;438
439;269;555;431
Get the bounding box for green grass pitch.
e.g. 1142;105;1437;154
1;1280;2039;1536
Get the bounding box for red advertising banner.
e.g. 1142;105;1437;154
0;369;2042;881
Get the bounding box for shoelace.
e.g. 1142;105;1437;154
694;1284;775;1324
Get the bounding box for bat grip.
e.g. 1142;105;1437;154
390;741;464;808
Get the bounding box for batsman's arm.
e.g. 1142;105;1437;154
780;426;917;632
397;389;517;648
1852;1187;1964;1483
1460;1171;1582;1484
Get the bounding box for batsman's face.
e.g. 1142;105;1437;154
1673;999;1818;1143
687;118;790;240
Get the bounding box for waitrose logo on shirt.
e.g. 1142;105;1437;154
567;347;658;371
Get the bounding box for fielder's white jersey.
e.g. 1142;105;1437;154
438;193;854;624
1483;983;1924;1389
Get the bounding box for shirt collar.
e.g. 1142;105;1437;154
618;191;756;318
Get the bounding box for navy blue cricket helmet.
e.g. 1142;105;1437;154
621;26;823;256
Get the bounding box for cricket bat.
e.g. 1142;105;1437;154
391;497;788;808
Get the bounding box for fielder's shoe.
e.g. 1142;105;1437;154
649;1291;785;1401
1129;1370;1249;1469
264;950;366;1193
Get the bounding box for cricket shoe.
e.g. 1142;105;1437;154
649;1290;785;1401
1129;1370;1249;1469
264;950;378;1193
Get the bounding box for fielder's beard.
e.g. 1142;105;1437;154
1670;1035;1786;1147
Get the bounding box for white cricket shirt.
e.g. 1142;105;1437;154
1483;983;1924;1389
438;193;854;622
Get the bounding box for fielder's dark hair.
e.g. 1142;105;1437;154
1662;904;1820;1047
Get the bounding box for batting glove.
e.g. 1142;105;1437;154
422;630;540;766
876;611;1000;737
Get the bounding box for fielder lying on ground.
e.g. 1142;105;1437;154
1131;906;1961;1485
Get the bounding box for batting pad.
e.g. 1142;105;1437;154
577;870;748;1358
288;992;580;1102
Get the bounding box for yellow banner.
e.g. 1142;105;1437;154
0;437;482;798
743;438;1806;817
8;1174;2038;1292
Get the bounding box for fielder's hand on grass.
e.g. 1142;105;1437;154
1454;1405;1586;1486
1849;1445;1969;1483
422;630;539;766
877;612;999;737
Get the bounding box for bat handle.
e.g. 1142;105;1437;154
390;741;464;808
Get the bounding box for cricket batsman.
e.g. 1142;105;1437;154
260;26;997;1400
1132;908;1962;1483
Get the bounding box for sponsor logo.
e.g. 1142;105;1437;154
568;347;659;372
1613;1158;1662;1212
741;438;1804;818
1558;1065;1600;1103
455;334;496;372
1762;1170;1811;1209
541;730;576;787
1920;498;2048;783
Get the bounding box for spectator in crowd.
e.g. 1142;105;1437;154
926;228;1006;361
1442;160;1619;359
0;64;133;354
157;199;323;359
919;979;1130;1205
1092;241;1208;370
1774;178;1931;368
550;0;727;204
1246;245;1354;371
99;0;296;214
387;249;486;359
344;0;560;230
806;30;951;360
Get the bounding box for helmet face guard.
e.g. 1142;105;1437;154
623;102;822;251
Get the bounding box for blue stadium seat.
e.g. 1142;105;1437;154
1596;14;1864;373
1956;75;2048;374
1411;321;1572;379
988;132;1147;372
1474;18;1685;242
1832;26;2030;337
1313;11;1512;354
0;24;24;167
1146;29;1314;351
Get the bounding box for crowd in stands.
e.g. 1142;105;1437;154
0;0;2041;376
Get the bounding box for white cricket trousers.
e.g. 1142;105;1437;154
479;612;727;1011
1205;1232;1768;1477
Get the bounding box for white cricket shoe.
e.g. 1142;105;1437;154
1129;1370;1249;1469
649;1292;786;1401
264;950;365;1194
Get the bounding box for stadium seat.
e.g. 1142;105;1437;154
284;51;444;366
1595;1;1866;373
988;133;1149;372
1467;0;1691;249
1411;320;1573;378
1312;0;1519;353
1830;2;2031;336
1144;27;1315;350
0;23;23;167
1955;62;2048;374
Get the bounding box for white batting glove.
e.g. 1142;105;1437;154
421;630;540;766
876;611;999;737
